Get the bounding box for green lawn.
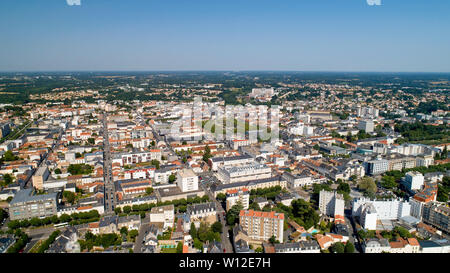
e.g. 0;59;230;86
160;247;177;253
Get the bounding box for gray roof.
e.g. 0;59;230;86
9;188;57;205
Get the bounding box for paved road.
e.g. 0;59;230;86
102;113;116;215
133;222;150;253
199;173;233;253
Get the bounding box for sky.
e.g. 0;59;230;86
0;0;449;72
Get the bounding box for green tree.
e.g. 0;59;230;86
120;227;128;236
211;221;223;233
190;222;197;239
331;242;345;253
358;177;377;194
344;242;355;253
168;174;177;184
128;230;139;242
54;168;62;174
145;187;154;195
176;241;184;253
123;206;132;214
216;193;226;202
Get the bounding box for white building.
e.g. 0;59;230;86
319;190;345;218
217;162;272;184
226;188;250;211
403;171;424;191
149;205;174;229
176;168;199;192
358;120;374;133
352;198;411;230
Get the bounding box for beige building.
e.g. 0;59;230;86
239;210;284;243
32;165;50;190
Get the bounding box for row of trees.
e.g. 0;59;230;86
37;230;61;253
8;210;100;229
114;195;211;216
329;242;355;253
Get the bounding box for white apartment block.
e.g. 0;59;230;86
176;168;199;192
403;171;424;191
319;190;345;218
226;188;250;211
149;205;174;229
217;162;272;184
210;154;255;172
352;198;411;230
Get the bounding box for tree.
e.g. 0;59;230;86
344;242;355;253
203;145;212;163
226;202;243;226
3;174;13;185
176;241;184;253
193;238;203;250
168;174;176;184
54;168;62;174
128;230;139;242
337;182;350;194
381;176;397;189
216;193;226;202
331;242;345;253
145;187;154;195
3;151;19;162
123;206;132;214
114;207;122;214
151;160;160;169
63;191;76;205
211;222;223;233
269;235;279;244
190;222;198;239
358;177;377;194
120;227;128;236
87;138;95;145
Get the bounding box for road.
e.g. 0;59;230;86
133;221;150;253
344;209;362;253
102;113;116;215
199;172;233;253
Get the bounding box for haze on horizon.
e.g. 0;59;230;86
0;0;449;72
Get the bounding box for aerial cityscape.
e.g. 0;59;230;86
0;0;449;261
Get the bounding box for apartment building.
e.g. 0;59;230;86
209;154;254;172
149;205;175;229
319;190;345;218
176;168;199;192
239;210;284;243
9;188;58;220
422;202;450;234
217;162;272;184
226;188;250;211
32;165;50;190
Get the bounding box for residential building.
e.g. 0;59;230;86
176;168;199;192
9;188;58;220
226;188;250;211
239;210;284;243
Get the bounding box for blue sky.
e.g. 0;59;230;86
0;0;449;72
